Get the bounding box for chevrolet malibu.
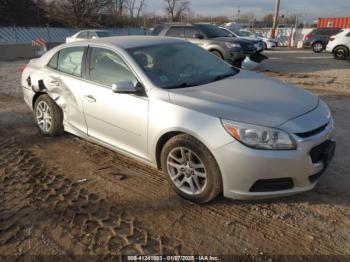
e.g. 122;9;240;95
21;36;336;203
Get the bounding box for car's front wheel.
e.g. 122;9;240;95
333;46;349;60
161;134;222;203
34;94;64;136
312;42;324;53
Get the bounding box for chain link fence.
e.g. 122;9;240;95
0;26;150;45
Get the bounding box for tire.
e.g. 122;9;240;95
210;50;223;59
312;42;324;53
333;46;349;60
160;134;222;203
34;94;64;136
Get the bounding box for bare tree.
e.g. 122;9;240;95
262;13;274;27
164;0;189;22
44;0;109;27
126;0;146;26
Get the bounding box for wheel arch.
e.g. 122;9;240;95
208;48;224;59
31;79;49;109
32;91;48;110
154;129;216;170
333;44;350;53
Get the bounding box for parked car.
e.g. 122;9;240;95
219;27;265;52
21;36;335;203
326;28;350;60
66;30;111;43
240;30;279;50
152;23;257;66
303;28;343;53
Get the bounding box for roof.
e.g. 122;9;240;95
76;35;185;49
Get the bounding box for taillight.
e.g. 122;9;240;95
305;33;312;40
18;64;27;74
329;37;335;42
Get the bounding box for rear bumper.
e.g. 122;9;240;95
22;86;35;111
213;121;335;200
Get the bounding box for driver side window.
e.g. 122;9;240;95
89;48;137;87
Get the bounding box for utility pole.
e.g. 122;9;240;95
271;0;280;38
237;6;240;22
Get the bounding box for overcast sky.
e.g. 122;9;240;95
144;0;350;22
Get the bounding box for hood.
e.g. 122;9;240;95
213;37;254;45
168;70;319;128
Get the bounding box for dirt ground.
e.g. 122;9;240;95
0;57;350;260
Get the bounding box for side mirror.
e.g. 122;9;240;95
193;33;204;39
111;81;137;94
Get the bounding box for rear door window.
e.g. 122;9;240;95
185;27;202;38
166;27;186;37
152;26;164;36
57;47;85;77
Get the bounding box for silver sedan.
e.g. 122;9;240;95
21;36;335;203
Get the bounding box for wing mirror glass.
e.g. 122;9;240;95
111;81;137;94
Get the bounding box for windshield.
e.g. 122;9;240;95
127;42;239;89
226;27;246;37
96;31;111;37
195;24;228;38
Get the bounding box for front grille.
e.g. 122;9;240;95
296;123;328;138
250;178;294;192
309;172;324;183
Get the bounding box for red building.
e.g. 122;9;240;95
318;17;350;28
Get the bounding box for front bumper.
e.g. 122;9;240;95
266;40;278;49
213;121;335;200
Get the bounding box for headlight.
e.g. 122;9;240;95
221;119;296;150
225;42;241;49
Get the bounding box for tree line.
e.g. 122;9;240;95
0;0;302;28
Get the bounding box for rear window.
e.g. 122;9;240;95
47;52;59;69
151;26;164;36
77;31;88;38
57;47;85;77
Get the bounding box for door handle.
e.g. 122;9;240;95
85;95;96;102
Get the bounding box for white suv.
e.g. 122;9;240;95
326;28;350;60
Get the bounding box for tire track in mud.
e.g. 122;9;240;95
69;137;350;255
0;138;185;257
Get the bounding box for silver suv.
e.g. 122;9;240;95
152;23;257;66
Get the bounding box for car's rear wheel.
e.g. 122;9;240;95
333;46;349;60
312;42;324;53
160;134;222;203
34;94;64;136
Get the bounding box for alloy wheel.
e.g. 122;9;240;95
36;101;52;132
313;43;323;52
167;147;207;195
